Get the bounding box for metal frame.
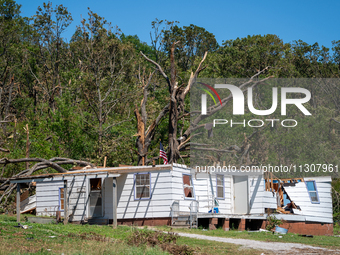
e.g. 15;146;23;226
189;200;199;229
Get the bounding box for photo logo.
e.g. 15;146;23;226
201;84;312;116
198;82;222;115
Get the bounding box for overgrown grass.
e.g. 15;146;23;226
155;225;340;250
0;214;266;254
0;215;164;255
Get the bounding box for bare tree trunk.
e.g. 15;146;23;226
25;124;30;169
134;70;168;166
140;39;273;165
140;43;207;164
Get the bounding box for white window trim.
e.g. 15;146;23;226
182;173;195;200
216;174;225;199
305;180;320;204
134;172;151;200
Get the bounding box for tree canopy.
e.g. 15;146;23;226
0;0;339;179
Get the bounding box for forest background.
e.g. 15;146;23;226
0;0;340;220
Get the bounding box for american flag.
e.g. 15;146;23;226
159;142;168;164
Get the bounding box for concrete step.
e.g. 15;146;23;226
176;216;190;221
170;225;190;229
87;218;108;225
173;220;189;224
172;222;190;226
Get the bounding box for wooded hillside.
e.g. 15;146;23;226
0;0;340;179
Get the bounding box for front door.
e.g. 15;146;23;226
89;178;102;218
233;176;248;214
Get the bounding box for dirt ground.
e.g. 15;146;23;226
174;232;340;254
139;227;340;254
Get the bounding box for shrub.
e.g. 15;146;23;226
266;215;282;231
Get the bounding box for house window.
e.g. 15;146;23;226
59;188;64;211
306;181;319;203
216;175;224;199
90;178;102;191
183;174;195;199
135;173;151;199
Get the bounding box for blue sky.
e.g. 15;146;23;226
16;0;340;49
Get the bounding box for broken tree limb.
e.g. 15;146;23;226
331;118;340;125
139;45;273;164
0;183;16;207
0;157;53;164
49;157;95;167
134;66;170;165
184;51;208;96
140;51;170;86
25;161;67;176
190;147;237;153
139;42;207;164
0;158;68;175
0;157;95;209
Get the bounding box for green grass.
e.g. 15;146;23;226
155;224;340;250
0;214;267;255
0;215;164;255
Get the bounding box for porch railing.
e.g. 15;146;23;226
189;200;199;229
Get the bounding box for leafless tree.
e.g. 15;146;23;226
138;43;272;164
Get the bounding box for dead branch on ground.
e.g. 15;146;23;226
0;157;94;209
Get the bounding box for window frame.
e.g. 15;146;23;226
216;174;225;200
134;172;152;200
182;173;196;200
58;187;64;212
305;180;320;204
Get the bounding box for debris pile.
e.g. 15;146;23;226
128;229;196;255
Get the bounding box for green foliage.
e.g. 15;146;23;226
0;1;339;185
0;215;168;254
0;0;21;19
163;24;219;71
120;34;156;60
332;178;340;223
266;215;282;231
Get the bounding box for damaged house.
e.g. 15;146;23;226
265;175;333;235
10;164;333;236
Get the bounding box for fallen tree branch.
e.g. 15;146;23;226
0;157;95;209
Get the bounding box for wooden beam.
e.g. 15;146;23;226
16;184;20;223
103;156;107;168
63;180;68;225
11;166;172;180
270;172;273;191
112;178;117;228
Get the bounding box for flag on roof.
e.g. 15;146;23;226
159;142;168;164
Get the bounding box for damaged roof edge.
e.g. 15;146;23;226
10;164;173;181
304;176;332;182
